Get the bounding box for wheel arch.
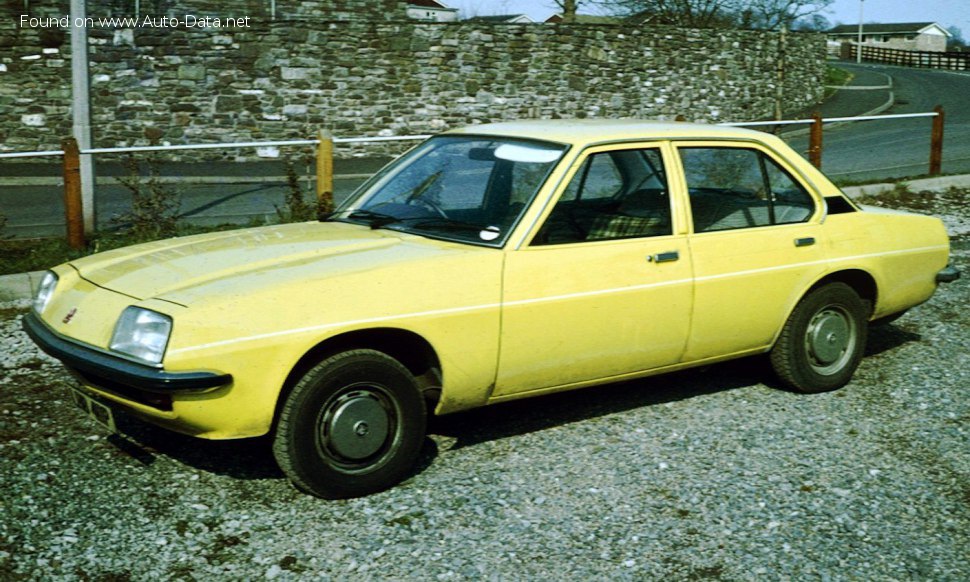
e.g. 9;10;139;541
807;269;878;317
273;328;442;429
769;268;878;351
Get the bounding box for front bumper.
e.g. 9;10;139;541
936;265;961;284
23;311;232;393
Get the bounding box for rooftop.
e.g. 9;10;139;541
828;22;949;35
446;119;766;146
407;0;454;10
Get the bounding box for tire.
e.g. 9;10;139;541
770;283;868;393
272;349;426;498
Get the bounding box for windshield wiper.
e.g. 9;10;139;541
346;209;403;229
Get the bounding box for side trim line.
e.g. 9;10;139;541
171;244;947;356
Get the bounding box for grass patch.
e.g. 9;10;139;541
823;66;853;100
854;183;938;210
0;222;257;276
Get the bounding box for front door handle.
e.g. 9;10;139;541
648;251;679;263
795;237;815;247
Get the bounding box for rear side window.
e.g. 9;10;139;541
680;147;815;233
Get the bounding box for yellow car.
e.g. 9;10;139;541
25;121;959;498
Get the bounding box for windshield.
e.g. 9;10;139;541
333;135;567;247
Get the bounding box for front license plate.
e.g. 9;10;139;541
69;386;117;433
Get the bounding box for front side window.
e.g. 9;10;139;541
533;148;672;245
335;136;566;247
681;147;814;233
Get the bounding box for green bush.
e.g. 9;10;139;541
275;160;317;223
112;154;181;242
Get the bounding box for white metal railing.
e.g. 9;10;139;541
0;112;944;159
718;111;939;128
0;134;432;159
0;149;66;159
719;119;814;127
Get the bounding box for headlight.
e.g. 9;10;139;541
110;307;172;365
33;271;58;314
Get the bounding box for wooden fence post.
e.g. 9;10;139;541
61;137;86;250
929;105;944;176
809;111;823;169
316;129;334;216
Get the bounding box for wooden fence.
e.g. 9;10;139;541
841;43;970;71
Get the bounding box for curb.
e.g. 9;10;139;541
781;72;895;138
0;271;45;303
841;174;970;199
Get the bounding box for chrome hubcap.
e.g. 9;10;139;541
320;389;391;461
805;306;855;374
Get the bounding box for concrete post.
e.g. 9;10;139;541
70;0;96;234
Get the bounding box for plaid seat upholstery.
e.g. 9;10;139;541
587;213;668;241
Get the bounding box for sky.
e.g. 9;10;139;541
444;1;970;38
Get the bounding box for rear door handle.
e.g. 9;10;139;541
795;237;815;247
648;251;679;263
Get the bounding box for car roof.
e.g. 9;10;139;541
444;119;769;147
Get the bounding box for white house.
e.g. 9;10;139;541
406;0;459;23
827;22;951;52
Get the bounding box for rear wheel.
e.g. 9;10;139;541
770;283;868;393
273;349;426;498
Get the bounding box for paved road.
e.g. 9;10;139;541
784;63;970;182
1;177;370;239
0;160;383;239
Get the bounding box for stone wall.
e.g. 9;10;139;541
1;5;826;160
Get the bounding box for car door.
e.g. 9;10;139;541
492;143;694;398
673;142;828;362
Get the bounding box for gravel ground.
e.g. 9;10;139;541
1;191;967;581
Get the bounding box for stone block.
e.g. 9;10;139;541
280;67;310;80
216;95;243;112
178;64;206;80
21;113;46;127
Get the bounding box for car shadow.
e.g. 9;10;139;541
109;417;284;480
865;323;922;357
428;356;767;452
106;357;766;484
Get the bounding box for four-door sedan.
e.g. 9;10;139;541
25;120;959;498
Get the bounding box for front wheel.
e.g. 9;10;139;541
770;283;868;393
273;349;426;498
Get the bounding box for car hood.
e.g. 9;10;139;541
70;222;474;305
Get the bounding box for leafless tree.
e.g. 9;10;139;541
548;0;581;22
598;0;832;30
601;0;745;28
741;0;834;30
792;13;831;32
